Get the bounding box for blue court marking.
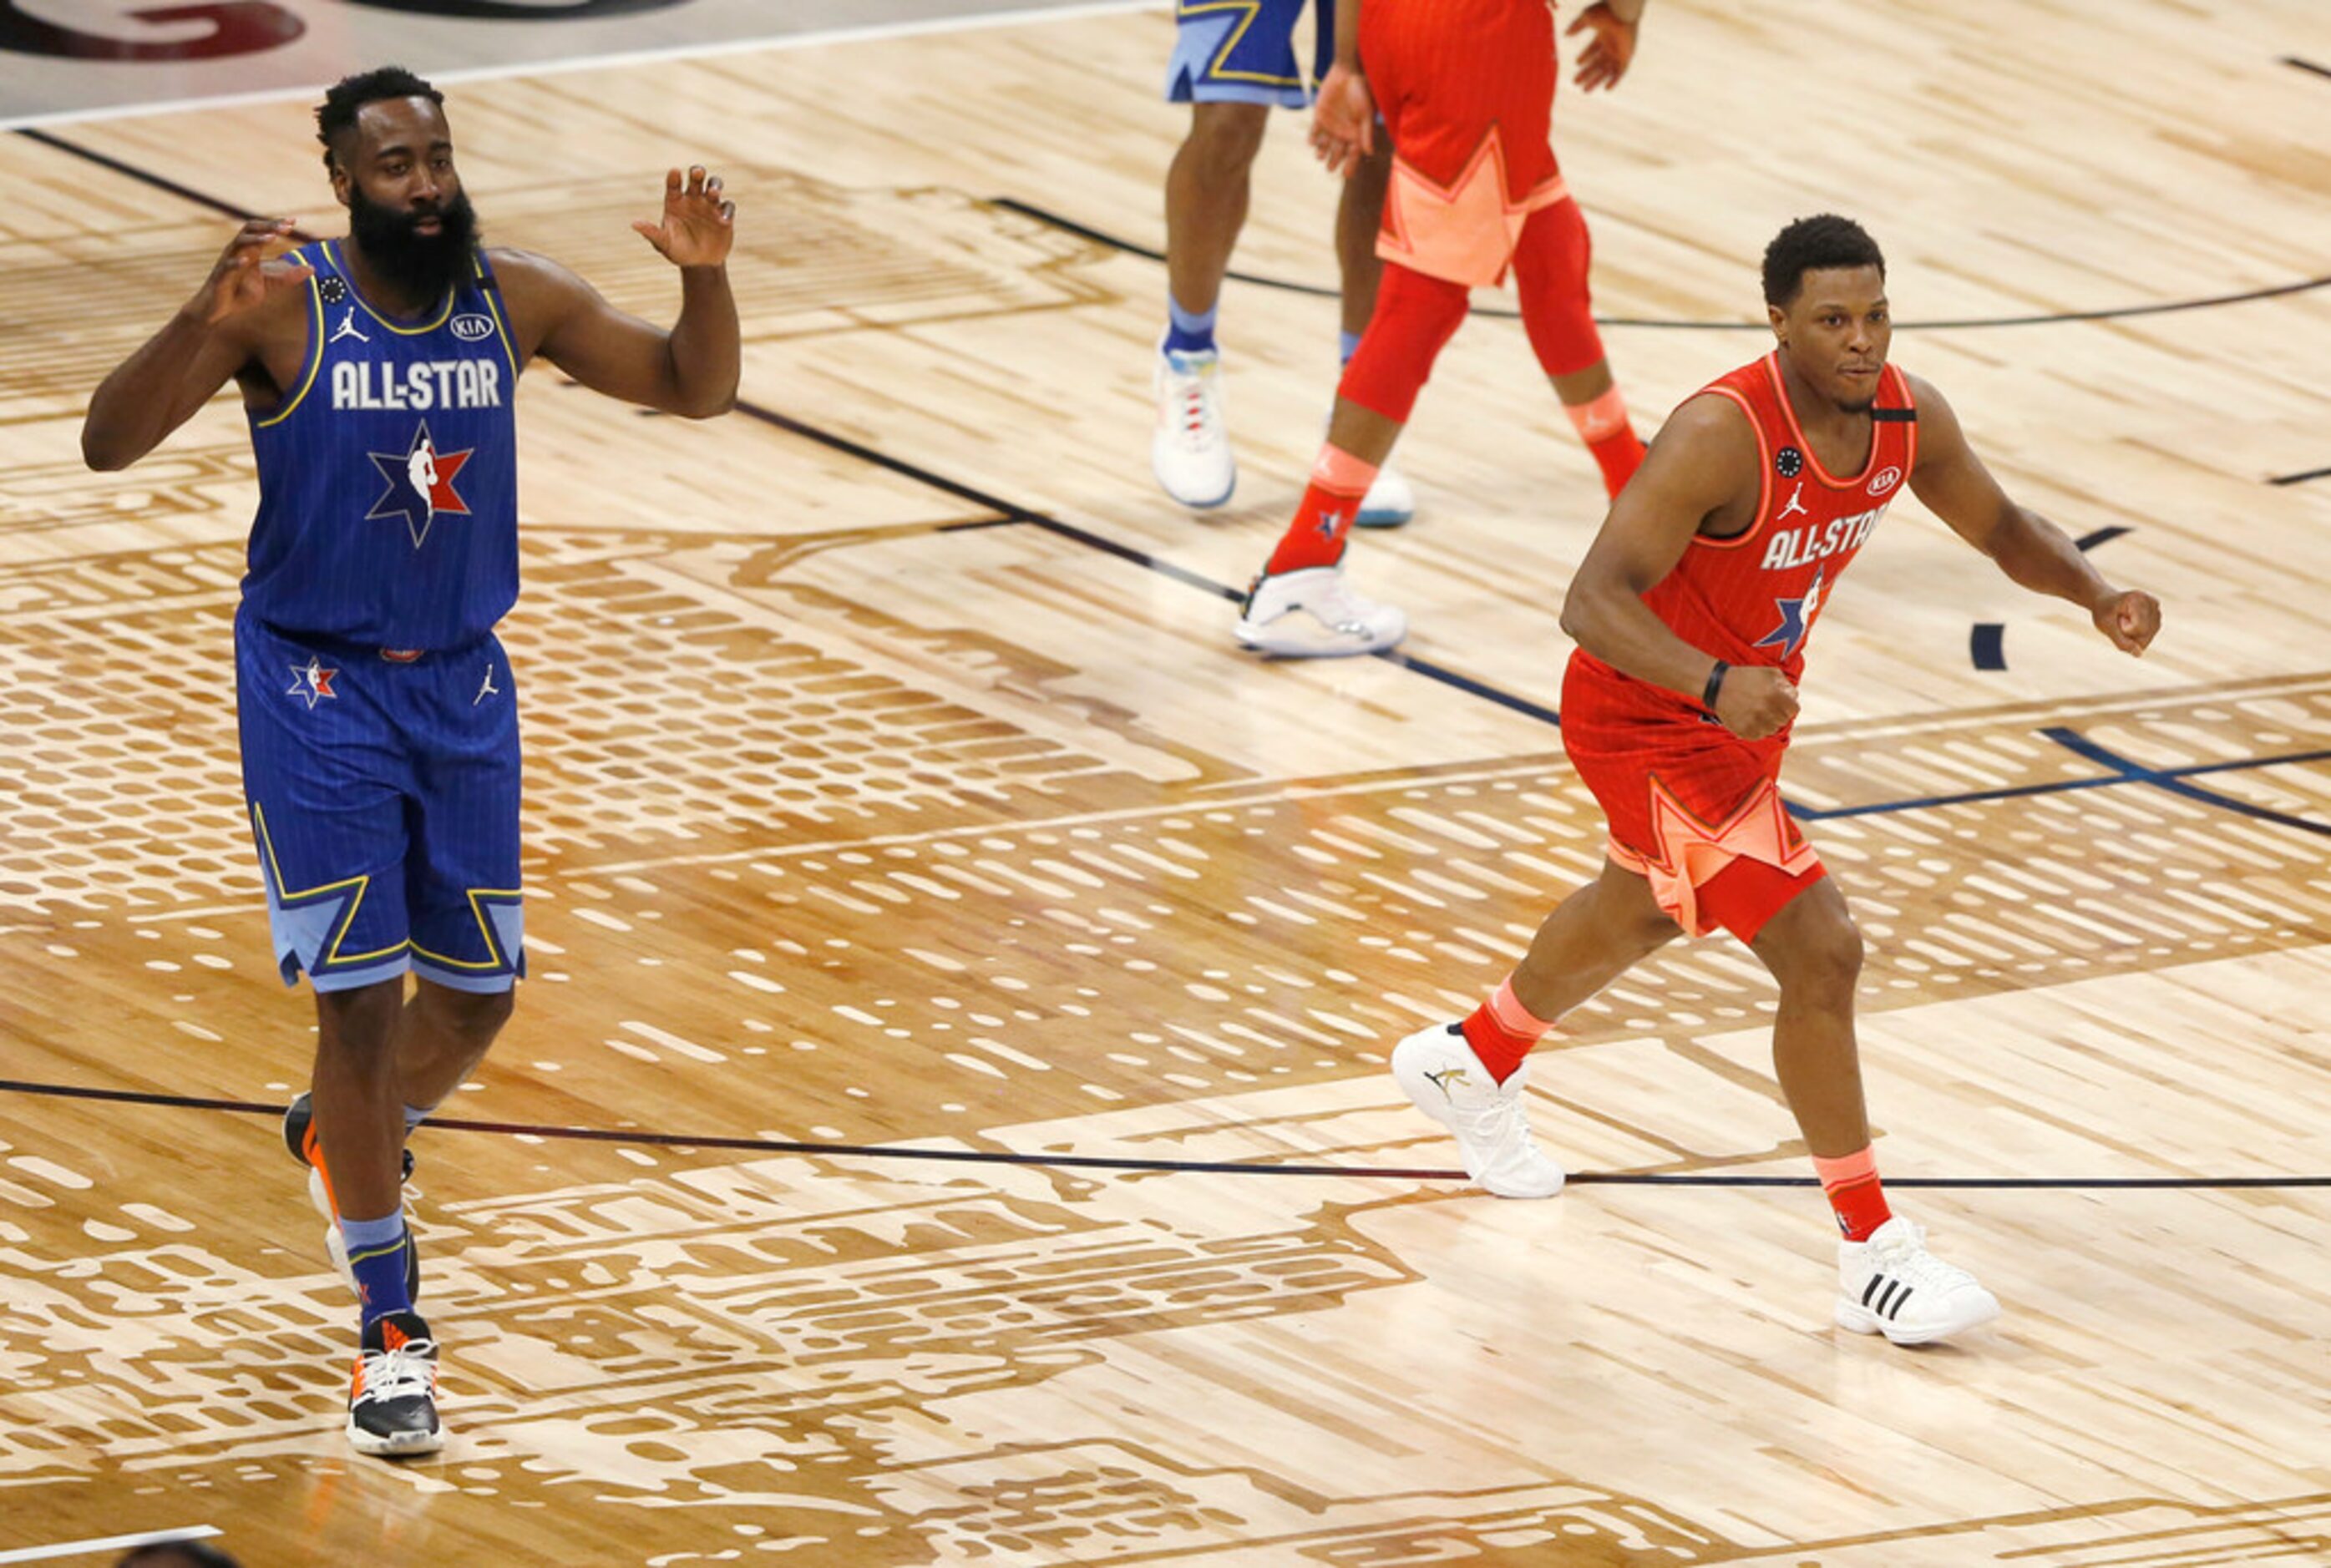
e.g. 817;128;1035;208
1968;525;2133;670
2040;726;2331;838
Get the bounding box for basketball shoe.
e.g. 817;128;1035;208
283;1091;421;1302
348;1308;443;1458
1391;1024;1565;1198
1354;461;1416;529
1152;337;1235;508
1835;1216;2002;1345
1235;565;1406;657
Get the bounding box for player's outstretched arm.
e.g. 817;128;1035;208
82;217;312;471
1905;374;2161;655
1560;394;1800;739
497;166;740;418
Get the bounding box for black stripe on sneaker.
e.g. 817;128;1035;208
1890;1285;1913;1318
1862;1275;1885;1308
1875;1280;1902;1318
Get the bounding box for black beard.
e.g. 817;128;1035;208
346;184;479;306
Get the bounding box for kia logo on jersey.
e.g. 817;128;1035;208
1867;464;1903;495
452;314;494;341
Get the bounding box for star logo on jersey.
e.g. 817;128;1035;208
318;276;347;305
366;419;474;548
1776;445;1804;478
1753;569;1826;660
285;657;338;709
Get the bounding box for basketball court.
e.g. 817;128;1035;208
1;0;2327;1561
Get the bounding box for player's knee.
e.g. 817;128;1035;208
315;979;403;1060
1773;912;1862;997
1183;104;1269;174
434;985;515;1044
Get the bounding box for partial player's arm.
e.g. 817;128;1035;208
1904;373;2161;655
1568;1;1647;94
82;217;312;471
1559;394;1800;739
1310;0;1373;175
494;165;740;418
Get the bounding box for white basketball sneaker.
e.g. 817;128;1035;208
1835;1216;2002;1345
1235;565;1406;657
1391;1023;1565;1198
1355;459;1416;529
1152;339;1235;508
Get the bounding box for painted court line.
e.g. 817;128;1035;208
0;1526;221;1565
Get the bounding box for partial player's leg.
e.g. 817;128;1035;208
1746;872;2002;1345
1234;260;1467;656
1334;136;1416;529
1156;0;1315;508
1511;195;1646;498
1391;858;1680;1196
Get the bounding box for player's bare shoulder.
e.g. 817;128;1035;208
1655;389;1764;537
477;245;589;362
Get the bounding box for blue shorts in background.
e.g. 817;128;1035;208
1166;0;1333;108
235;606;524;995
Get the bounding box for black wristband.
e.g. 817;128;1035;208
1701;660;1730;714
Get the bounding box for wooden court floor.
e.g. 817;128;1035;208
2;2;2328;1562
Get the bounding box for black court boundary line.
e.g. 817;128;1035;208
1796;736;2331;824
992;196;2331;331
2268;464;2331;487
2285;56;2331;82
3;1079;2325;1190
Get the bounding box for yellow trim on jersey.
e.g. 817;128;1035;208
473;250;519;381
253;271;326;431
252;803;407;966
1180;0;1306;89
326;240;456;335
409;886;524;970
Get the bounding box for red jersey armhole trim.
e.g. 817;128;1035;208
1690;386;1771;552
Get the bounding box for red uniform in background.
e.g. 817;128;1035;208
1561;353;1921;940
1363;0;1570;289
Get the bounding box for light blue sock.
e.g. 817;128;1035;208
341;1211;413;1324
1165;296;1219;356
1340;329;1363;366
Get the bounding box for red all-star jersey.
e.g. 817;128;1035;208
1570;352;1920;724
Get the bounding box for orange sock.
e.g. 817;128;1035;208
1263;443;1378;576
1812;1146;1893;1242
1564;387;1645;498
1457;975;1555;1084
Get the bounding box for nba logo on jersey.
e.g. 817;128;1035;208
366;421;474;548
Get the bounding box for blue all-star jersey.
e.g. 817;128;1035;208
243;240;520;650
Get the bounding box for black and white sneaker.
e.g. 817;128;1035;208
347;1309;443;1458
1835;1216;2001;1345
284;1091;421;1302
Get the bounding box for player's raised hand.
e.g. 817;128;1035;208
189;218;312;324
633;165;736;268
1567;3;1639;93
1714;665;1800;741
2091;588;2161;655
1310;62;1376;176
